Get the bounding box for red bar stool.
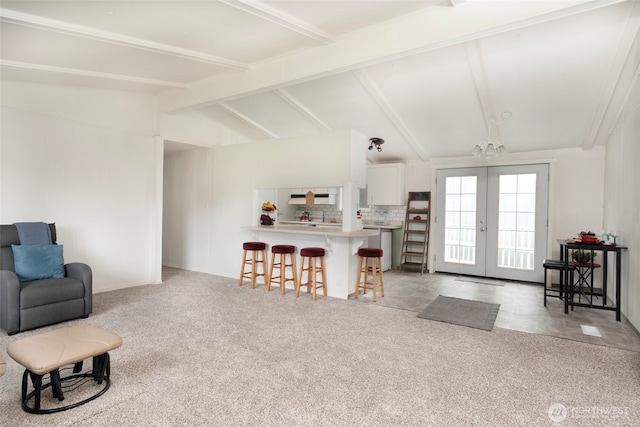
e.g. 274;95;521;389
268;245;297;294
239;241;268;288
354;247;384;302
297;247;327;300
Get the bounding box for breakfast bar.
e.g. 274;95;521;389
242;225;378;299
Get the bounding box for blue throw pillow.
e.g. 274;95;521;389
11;244;65;282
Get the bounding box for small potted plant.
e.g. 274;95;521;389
572;249;596;265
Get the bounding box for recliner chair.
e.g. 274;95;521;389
0;224;92;335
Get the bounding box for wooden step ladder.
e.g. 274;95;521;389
400;191;431;274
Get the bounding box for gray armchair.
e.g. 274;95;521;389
0;224;92;335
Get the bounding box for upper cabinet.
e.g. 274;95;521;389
367;163;406;206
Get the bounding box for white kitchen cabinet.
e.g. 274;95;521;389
367;163;406;206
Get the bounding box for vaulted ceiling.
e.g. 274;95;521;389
1;1;638;163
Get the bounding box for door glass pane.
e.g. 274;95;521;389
444;176;477;264
497;174;536;270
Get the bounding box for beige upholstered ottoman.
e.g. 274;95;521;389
0;353;6;377
7;325;122;414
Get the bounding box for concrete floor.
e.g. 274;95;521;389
352;269;640;353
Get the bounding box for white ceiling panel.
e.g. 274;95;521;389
284;71;424;162
481;2;634;152
1;0;637;159
224;91;325;139
195;106;266;141
363;44;488;158
0;1;322;62
264;0;444;36
0;23;228;83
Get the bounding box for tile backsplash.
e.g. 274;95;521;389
294;205;406;224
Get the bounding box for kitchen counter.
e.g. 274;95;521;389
242;224;378;237
241;225;379;300
278;220;341;227
364;223;403;230
278;221;403;230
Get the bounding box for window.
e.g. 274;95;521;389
444;176;477;264
496;173;536;270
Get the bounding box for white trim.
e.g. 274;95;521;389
151;136;165;285
608;61;640;136
219;0;335;44
274;89;332;132
0;60;191;89
430;157;558;171
218;103;279;139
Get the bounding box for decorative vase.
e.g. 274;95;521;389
260;211;275;226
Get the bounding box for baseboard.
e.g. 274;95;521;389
621;313;640;338
93;281;154;294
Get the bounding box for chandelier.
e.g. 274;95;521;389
472;112;510;159
472;140;506;159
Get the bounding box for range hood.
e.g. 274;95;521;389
288;193;336;205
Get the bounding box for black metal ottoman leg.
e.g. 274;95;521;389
27;371;44;411
21;370;29;403
51;369;65;401
105;353;111;380
92;353;111;384
543;267;548;306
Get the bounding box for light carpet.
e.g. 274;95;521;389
1;268;639;426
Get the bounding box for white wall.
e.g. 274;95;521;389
603;39;640;328
546;147;606;257
162;147;212;271
160;110;253;148
0;81;162;292
406;160;432;193
162;130;368;278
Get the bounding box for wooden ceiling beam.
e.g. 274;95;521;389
217;103;280;139
584;1;640;149
465;40;503;144
0;8;250;71
274;89;333;132
220;0;335;44
0;59;190;89
353;69;430;161
159;0;618;113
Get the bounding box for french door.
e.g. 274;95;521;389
434;164;549;282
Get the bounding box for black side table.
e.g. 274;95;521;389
557;239;627;321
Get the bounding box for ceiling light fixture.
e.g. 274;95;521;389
472;112;510;159
472;140;506;159
369;137;384;152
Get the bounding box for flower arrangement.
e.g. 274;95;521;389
260;201;276;226
261;201;277;212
